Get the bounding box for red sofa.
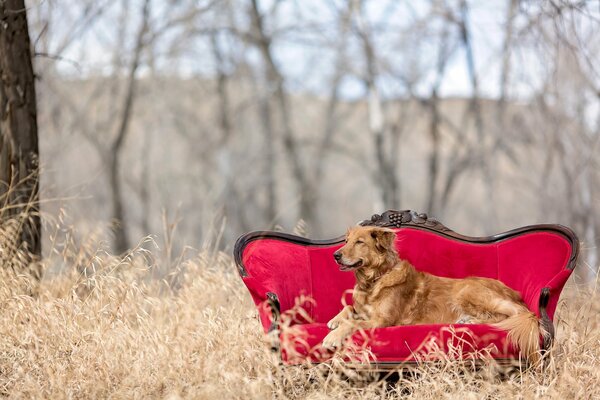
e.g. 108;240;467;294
234;210;579;368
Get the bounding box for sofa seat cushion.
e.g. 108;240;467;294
280;322;522;365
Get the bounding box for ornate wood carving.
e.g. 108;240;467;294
235;209;579;276
361;209;454;233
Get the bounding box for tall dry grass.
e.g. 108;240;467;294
0;214;599;399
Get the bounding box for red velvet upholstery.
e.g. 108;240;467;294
238;226;576;365
279;323;518;364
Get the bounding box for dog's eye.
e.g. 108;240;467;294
356;240;364;244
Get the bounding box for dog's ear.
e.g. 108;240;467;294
370;228;396;252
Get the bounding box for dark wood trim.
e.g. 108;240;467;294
234;209;579;276
234;231;345;277
361;210;579;271
348;357;527;371
281;357;528;372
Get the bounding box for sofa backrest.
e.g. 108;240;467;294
309;228;501;324
236;214;578;331
496;231;573;320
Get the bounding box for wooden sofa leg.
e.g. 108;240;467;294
538;287;555;366
266;292;281;355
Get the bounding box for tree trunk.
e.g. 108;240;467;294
351;0;400;210
459;0;496;229
426;89;441;215
362;24;399;209
210;32;249;238
581;162;597;281
139;128;151;236
497;0;517;116
249;0;315;229
109;151;129;253
0;0;41;263
110;0;150;254
258;92;278;225
426;23;450;215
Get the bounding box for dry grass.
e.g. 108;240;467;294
0;217;599;399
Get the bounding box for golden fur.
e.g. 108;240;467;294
323;226;548;364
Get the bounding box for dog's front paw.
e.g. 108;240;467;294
327;318;340;330
322;331;344;350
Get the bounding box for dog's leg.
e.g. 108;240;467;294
322;306;356;349
322;317;384;350
326;305;355;330
322;324;352;349
456;291;524;324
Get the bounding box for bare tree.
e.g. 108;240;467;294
108;0;151;253
25;0;600;280
515;1;600;278
354;0;401;209
457;0;497;226
497;0;518;130
210;30;251;235
0;0;41;264
424;1;495;221
248;0;317;227
308;3;354;233
424;17;454;215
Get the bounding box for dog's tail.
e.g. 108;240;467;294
493;309;549;365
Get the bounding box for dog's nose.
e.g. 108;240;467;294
333;251;342;261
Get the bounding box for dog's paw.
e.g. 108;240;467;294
322;331;343;350
327;318;340;330
456;315;475;324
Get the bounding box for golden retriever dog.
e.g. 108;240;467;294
322;226;548;363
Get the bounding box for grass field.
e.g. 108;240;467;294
0;220;599;399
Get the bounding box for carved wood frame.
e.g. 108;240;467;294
234;209;580;365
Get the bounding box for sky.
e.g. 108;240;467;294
32;0;599;102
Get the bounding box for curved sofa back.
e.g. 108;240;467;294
236;218;578;330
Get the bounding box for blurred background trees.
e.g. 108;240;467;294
19;0;600;281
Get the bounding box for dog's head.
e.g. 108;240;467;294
333;226;397;271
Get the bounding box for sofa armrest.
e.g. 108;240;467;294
497;231;576;319
235;234;314;329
